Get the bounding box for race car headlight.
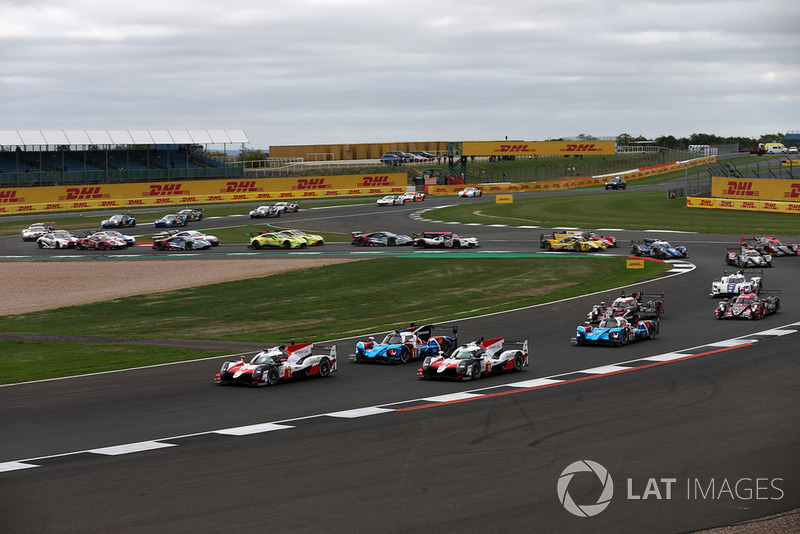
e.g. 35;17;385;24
751;304;759;311
422;357;431;370
457;361;467;370
252;367;263;377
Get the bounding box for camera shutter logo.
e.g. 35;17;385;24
557;460;614;517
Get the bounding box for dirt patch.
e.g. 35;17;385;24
0;258;359;316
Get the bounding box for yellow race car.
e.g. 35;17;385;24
249;232;307;249
276;229;325;246
540;234;605;252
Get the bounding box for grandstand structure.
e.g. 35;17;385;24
0;129;248;187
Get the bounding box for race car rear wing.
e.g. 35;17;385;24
311;344;337;359
502;339;529;355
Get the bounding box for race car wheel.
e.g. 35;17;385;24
97;243;106;250
252;241;261;249
318;358;332;377
453;240;461;249
513;353;524;371
471;362;482;380
543;241;551;250
439;339;452;356
282;241;292;249
266;367;280;385
185;243;194;250
37;242;45;248
387;238;396;246
399;346;411;364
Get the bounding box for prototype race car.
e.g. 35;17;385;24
351;324;458;364
273;201;299;213
177;208;203;221
554;230;617;248
36;230;79;249
76;233;129;250
91;230;136;247
417;338;528;380
248;231;307;249
276;229;324;246
413;231;479;248
630;238;688;259
574;316;659;346
399;191;426;202
152;234;212;250
714;290;781;320
458;187;482;198
21;222;55;241
752;236;798;257
376;195;403;206
153;213;188;228
100;214;137;228
725;245;773;268
587;291;664;323
215;343;337;386
540;234;605;252
710;270;762;297
351;231;413;246
249;205;282;218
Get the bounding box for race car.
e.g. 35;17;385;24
100;214;137;228
249;205;282;218
248;231;307;249
177;208;203;221
555;230;617;248
351;231;413;246
152;234;212;250
76;233;129;250
714;290;781;320
458;187;482;198
399;191;425;202
376;195;403;206
574;316;659;346
587;291;664;323
752;236;798;256
540;234;605;252
710;270;763;297
168;229;220;246
351;324;458;364
153;213;188;228
36;230;79;249
273;201;299;213
215;343;337;386
276;229;324;246
630;238;688;259
413;231;479;248
725;245;773;268
417;338;528;380
91;230;136;247
21;222;55;241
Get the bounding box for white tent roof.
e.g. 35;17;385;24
0;129;249;147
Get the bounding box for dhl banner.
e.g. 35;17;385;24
711;177;800;201
0;174;406;214
460;140;616;157
782;160;800;166
687;196;800;214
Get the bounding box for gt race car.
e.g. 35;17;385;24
21;222;55;241
100;214;137;228
351;324;458;364
153;214;188;228
376;195;403;206
630;239;688;259
413;231;479;248
710;270;763;297
76;234;129;250
351;231;413;246
152;235;211;250
458;187;482;198
574;316;659;346
36;230;79;249
170;230;220;246
215;343;337;386
92;230;136;247
714;290;781;320
399;191;425;202
725;245;773;268
273;201;299;213
248;231;307;249
417;338;529;380
540;234;604;252
587;291;664;323
277;229;324;246
177;208;203;221
249;205;282;218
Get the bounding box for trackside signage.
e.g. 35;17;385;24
711;177;800;201
0;174;406;214
687;196;800;214
461;140;616;156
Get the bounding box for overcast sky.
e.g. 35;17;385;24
2;0;798;150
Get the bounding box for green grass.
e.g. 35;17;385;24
426;191;800;234
0;256;668;383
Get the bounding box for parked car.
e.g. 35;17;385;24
410;151;436;161
604;176;627;190
789;146;798;154
380;153;404;165
458;187;482;198
100;214;136;228
215;343;337;386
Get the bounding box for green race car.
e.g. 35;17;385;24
249;231;307;249
277;229;325;246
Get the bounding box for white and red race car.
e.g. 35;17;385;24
215;343;337;386
714;290;780;320
417;338;528;380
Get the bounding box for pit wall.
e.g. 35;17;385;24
0;174;406;215
424;157;716;195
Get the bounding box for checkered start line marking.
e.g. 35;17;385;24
2;321;797;475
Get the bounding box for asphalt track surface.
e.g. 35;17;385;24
0;183;798;533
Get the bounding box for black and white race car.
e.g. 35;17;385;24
215;343;337;386
413;231;479;248
418;338;528;380
725;244;773;268
710;270;762;297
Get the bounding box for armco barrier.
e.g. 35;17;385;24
0;174;406;215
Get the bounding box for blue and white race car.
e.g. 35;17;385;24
350;324;457;364
630;238;688;259
153;213;188;228
574;316;658;346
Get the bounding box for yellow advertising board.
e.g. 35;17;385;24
496;194;513;204
460;140;616;157
626;258;645;269
687;196;800;214
0;174;406;215
711;177;800;201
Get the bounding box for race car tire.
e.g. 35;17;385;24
318;358;332;377
471;362;482;380
648;326;657;339
266;367;280;385
453;240;461;249
252;241;262;249
439;338;452;356
97;243;106;250
37;242;45;248
387;238;396;246
543;241;551;250
185;243;194;250
155;242;165;250
513;353;524;371
399;346;411;364
355;239;364;246
282;241;292;249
